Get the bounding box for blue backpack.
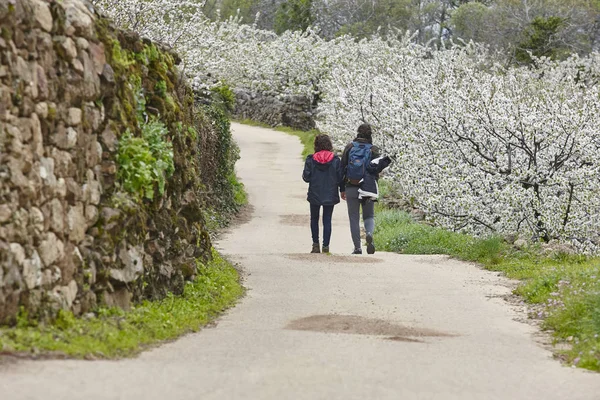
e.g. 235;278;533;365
346;142;372;185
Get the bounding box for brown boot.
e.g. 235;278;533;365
311;243;320;253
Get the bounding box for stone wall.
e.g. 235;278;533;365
233;89;316;131
0;0;231;324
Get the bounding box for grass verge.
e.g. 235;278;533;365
374;188;600;371
235;119;317;158
203;173;249;233
0;250;243;359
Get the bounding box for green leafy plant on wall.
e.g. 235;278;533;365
154;80;167;98
210;83;236;113
117;119;174;200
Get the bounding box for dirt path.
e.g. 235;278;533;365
1;123;599;399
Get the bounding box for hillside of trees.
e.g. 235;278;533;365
201;0;600;63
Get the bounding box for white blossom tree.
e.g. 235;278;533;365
320;42;600;250
95;0;600;251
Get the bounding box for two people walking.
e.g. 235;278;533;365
303;123;391;254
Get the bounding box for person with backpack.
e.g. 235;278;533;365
340;123;381;254
302;134;345;254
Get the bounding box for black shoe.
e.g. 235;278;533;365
366;233;375;254
352;248;362;255
322;246;330;254
311;243;320;253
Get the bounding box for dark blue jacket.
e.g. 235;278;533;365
359;156;393;200
302;151;345;206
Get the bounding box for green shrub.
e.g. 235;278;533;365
211;83;236;113
154;80;167;98
117;119;174;200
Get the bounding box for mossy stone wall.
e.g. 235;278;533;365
0;0;235;324
233;89;316;131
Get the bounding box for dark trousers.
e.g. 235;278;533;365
310;204;334;247
345;186;375;250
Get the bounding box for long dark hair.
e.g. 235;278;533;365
357;123;373;143
314;134;333;152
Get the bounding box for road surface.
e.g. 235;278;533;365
1;123;599;400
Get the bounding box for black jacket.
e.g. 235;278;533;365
341;137;381;187
302;151;345;206
358;156;393;201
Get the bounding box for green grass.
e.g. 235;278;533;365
229;172;248;208
274;126;318;158
203;173;248;234
0;250;243;359
235;119;318;157
374;203;600;371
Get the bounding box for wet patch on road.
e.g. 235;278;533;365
411;255;452;265
286;314;453;342
284;254;383;263
280;214;307;226
258;141;279;147
386;336;424;343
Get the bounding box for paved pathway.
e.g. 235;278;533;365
1;123;599;399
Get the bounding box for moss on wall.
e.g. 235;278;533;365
0;0;241;324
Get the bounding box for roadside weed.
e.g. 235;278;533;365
0;251;243;359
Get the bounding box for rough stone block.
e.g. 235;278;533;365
52;280;78;309
84;205;99;228
36;64;48;100
0;290;22;324
30;113;43;157
35;102;48;119
102;288;131;311
65;177;83;201
62;0;94;38
29;207;45;234
9;243;26;266
0;204;11;224
44;198;65;233
15;56;32;83
51;148;74;177
67;203;86;243
63;37;78;59
110;245;144;283
83;53;101;98
16;117;33;142
76;38;89;50
38;232;65;268
55;178;67;199
8;156;30;188
72;59;84;73
85;140;102;168
40;157;57;188
62;127;79;149
22;250;43;290
89;42;106;75
67;107;82;126
80;290;97;314
30;0;54;32
100;125;117;151
59;243;77;284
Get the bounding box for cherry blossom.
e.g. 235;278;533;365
94;0;600;251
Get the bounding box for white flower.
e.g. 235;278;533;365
96;0;600;253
